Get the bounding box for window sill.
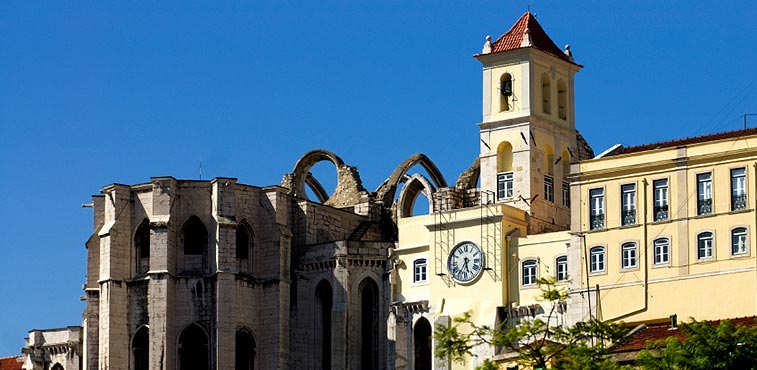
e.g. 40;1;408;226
652;263;671;268
411;281;429;287
620;266;639;272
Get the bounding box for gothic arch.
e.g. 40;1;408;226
134;218;150;275
132;325;149;370
282;149;368;207
413;317;432;370
178;323;210;370
358;277;380;370
235;327;256;370
376;154;448;205
397;173;436;218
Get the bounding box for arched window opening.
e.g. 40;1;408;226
51;364;64;370
621;242;638;269
235;329;255;370
555;256;568;281
132;326;149;370
315;280;332;370
499;73;513;112
179;324;209;370
236;223;250;259
135;219;150;275
413;317;432;370
541;74;551;115
557;80;567;120
497;142;514;201
183;216;208;256
413;259;428;284
732;227;748;256
360;278;379;370
522;259;537;286
697;232;714;260
654;238;670;265
589;247;605;273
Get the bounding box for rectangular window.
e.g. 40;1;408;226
497;172;514;200
544;175;554;202
621;184;636;226
413;259;427;283
562;181;570;207
697;173;713;215
589;188;604;230
654;238;670;265
653;179;669;221
732;228;748;255
732;168;747;211
556;256;568;281
697;232;714;259
621;243;637;269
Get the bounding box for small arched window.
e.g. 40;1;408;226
522;259;537;286
697;232;714;260
654;238;670;265
179;324;209;370
359;278;379;370
413;317;432;370
236;222;252;259
541;74;551;115
555;256;568;281
557;80;567;120
413;259;428;283
621;242;637;269
499;73;513;112
135;219;150;275
235;329;256;370
732;227;748;256
132;326;149;370
589;246;605;273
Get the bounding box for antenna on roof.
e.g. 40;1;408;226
199;158;203;180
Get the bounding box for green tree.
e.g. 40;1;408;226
434;277;630;370
637;319;757;370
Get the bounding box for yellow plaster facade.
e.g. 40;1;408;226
570;134;757;325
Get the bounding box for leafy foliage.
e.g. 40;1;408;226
637;319;757;370
433;277;630;370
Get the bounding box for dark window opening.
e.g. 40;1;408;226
413;318;432;370
236;224;250;259
360;278;379;370
183;216;208;255
135;219;150;274
315;280;332;370
132;327;149;370
235;330;255;370
179;324;209;370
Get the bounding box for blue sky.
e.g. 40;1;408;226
1;1;756;355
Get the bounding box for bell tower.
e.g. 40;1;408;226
476;12;583;234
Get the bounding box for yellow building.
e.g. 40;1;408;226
389;12;594;370
570;128;757;325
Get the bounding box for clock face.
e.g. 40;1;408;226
447;242;484;283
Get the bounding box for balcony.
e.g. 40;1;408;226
621;209;636;226
732;194;747;211
698;198;712;215
590;213;604;230
654;205;669;221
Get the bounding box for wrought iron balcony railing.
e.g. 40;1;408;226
698;198;712;215
590;213;604;230
621;209;636;226
654;205;669;221
732;194;747;211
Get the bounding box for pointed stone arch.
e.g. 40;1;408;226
178;323;209;370
281;149;368;208
235;327;256;370
455;157;480;190
397;173;436;218
132;325;149;370
375;154;448;206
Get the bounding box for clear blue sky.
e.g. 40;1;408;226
1;1;756;355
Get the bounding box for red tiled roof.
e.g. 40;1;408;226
613;316;757;353
0;356;23;370
616;127;757;155
485;11;575;64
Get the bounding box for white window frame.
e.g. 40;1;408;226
522;259;537;286
589;188;604;230
697;232;714;260
654;238;670;265
589;246;605;273
497;172;514;200
555;256;568;281
413;258;428;284
697;172;713;215
732;227;748;256
621;242;637;269
653;179;669;221
731;168;747;211
621;184;636;226
544;175;554;202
